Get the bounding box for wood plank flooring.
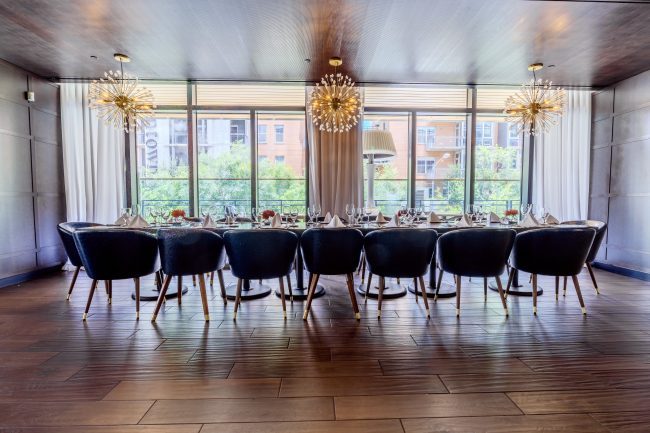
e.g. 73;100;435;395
1;268;650;431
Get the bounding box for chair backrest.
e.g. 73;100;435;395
157;229;226;276
223;229;298;280
57;222;103;267
363;229;437;278
561;220;607;263
511;227;596;276
437;228;516;277
73;229;159;281
301;228;364;275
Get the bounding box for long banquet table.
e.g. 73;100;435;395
102;220;586;302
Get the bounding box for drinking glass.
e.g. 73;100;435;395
345;204;355;225
313;204;321;223
290;207;299;225
121;207;132;217
149;207;158;224
307;206;315;225
251;207;259;224
160;208;170;223
364;206;372;223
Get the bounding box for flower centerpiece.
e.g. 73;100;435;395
170;209;186;224
261;209;275;224
504;209;519;223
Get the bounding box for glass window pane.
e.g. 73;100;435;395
473;115;523;215
142;82;188;105
257;112;306;214
197;112;251;214
414;114;466;214
136;111;190;217
365;86;468;109
475;87;520;110
363;113;409;216
196;84;305;106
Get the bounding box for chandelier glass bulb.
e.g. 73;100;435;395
89;56;155;133
504;64;565;136
309;58;362;133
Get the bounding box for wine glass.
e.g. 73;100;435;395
148;206;158;225
160;208;170;223
307;206;315;225
313;204;321;224
345;204;355;225
289;207;299;226
363;206;372;223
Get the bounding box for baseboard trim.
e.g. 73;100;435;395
0;264;64;289
593;262;650;282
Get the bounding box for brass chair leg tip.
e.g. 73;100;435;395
581;307;587;315
82;313;87;321
426;309;430;318
205;314;210;321
151;315;157;322
283;311;287;319
355;312;361;320
377;310;381;319
136;312;140;320
533;307;538;315
108;298;112;304
456;308;460;317
66;295;70;300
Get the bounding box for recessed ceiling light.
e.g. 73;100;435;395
90;55;98;60
113;53;131;62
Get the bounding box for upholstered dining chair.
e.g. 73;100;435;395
301;228;364;320
364;229;438;318
73;229;159;320
561;220;607;294
152;229;227;322
436;228;515;317
509;227;596;315
57;222;103;300
224;229;298;319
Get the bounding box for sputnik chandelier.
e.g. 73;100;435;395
504;63;565;136
89;53;155;132
308;57;362;133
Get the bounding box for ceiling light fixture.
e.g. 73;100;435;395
88;53;155;132
308;57;362;133
504;63;565;136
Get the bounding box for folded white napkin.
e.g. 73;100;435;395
128;214;150;228
428;212;441;223
545;214;560;225
323;212;332;223
114;213;130;226
270;213;283;228
456;214;474;227
519;212;540;227
489;212;501;223
386;215;400;227
376;211;387;223
202;215;216;228
326;215;345;228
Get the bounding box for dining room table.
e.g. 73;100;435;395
100;218;588;302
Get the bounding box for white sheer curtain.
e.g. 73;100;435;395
532;90;591;221
60;83;125;224
306;87;364;217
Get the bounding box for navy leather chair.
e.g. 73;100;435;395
224;230;298;319
364;229;437;318
57;222;103;300
436;229;515;317
301;228;364;320
74;229;159;320
152;229;228;322
510;228;596;315
561;220;607;294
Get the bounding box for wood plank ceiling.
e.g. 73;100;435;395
0;0;649;87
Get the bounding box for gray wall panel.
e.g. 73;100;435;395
0;196;36;255
36;196;65;248
591;118;612;149
33;140;64;194
610;139;650;195
0;62;27;104
0;252;37;279
614;70;650;114
613;105;650;144
592;90;614;122
0;134;32;194
37;245;66;268
0;100;30;135
589;147;611;197
31;108;60;144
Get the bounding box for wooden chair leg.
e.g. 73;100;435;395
210;271;215;286
563;276;567;297
233;278;243;320
529;274;533;284
505;269;514;298
555;276;560;301
108;280;112;304
365;273;373;302
361;256;367;281
434;268;443;302
177;276;183;305
198;274;210;321
377;276;385;319
495;275;508;316
303;273;320;320
104;280;109;295
572;275;587;315
346;273;361;320
287;273;293;303
192;275;197;286
152;275;172;322
82;279;98;321
134;277;140;320
217;270;227;305
455;275;461;317
532;274;538;315
155;271;162;290
418;276;430;318
413;278;419;303
278;277;287;319
586;263;599;294
66;266;81;300
483;277;488;301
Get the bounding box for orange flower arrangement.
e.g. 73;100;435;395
171;209;186;218
261;209;276;220
504;209;519;217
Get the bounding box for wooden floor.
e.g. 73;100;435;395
1;267;650;432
